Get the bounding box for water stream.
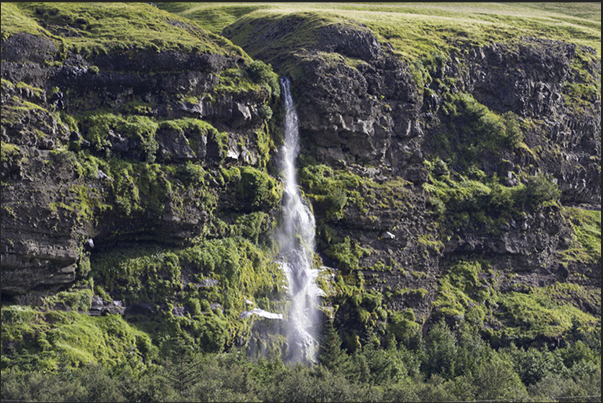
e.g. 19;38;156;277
277;77;322;363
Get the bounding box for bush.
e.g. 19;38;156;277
471;355;529;401
422;319;458;379
258;104;273;120
502;111;523;147
515;174;561;209
238;166;281;211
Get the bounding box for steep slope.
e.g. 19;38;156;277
220;6;601;348
1;2;287;368
1;1;600;378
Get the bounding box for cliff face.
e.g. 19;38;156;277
1;3;600;359
1;30;277;301
224;13;601;345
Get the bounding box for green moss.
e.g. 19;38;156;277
91;237;285;318
324;236;371;271
388;309;421;346
433;260;493;320
429;92;525;171
15;82;46;99
176;161;206;187
79;112;159;162
118;100;156;116
1;307;155;371
231;166;282;213
0;142;22;163
497;290;598;341
562;208;601;264
433;259;598;344
43;289;94;312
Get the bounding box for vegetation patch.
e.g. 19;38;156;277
2;2;247;58
1;306;154;371
562;208;602;264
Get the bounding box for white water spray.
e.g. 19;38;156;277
277;77;322;363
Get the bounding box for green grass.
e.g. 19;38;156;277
157;2;601;59
1;306;155;370
1;2;248;58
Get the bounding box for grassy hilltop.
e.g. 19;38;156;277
156;2;601;58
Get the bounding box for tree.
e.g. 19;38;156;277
318;320;347;372
471;354;530;401
422;319;458;379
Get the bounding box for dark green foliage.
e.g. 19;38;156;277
515;173;561;210
258;104;273;120
502;344;566;386
469;355;530;401
388;309;422;349
176;161;205;187
318;321;345;371
1;364;127;402
247;60;281;98
425;160;561;222
422;319;458;379
502;111;523;147
2;326;601;402
237;166;282;212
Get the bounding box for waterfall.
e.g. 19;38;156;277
277;77;322;364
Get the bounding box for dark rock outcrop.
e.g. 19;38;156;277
0;32;273;299
224;14;601;332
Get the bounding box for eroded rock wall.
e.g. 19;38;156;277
1;33;276;300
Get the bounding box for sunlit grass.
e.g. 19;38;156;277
1;2;246;57
156;2;601;58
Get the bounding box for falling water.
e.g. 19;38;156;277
277;77;322;364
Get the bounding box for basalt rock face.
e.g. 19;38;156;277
442;38;601;206
1;10;600;351
224;17;425;181
225;16;601;340
0;33;274;299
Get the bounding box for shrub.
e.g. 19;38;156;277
422;319;458;378
515;174;561;209
258;104;273;120
238;166;281;211
502;111;523;147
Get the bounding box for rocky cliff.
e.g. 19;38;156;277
223;12;601;347
2;31;279;299
1;3;600;367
